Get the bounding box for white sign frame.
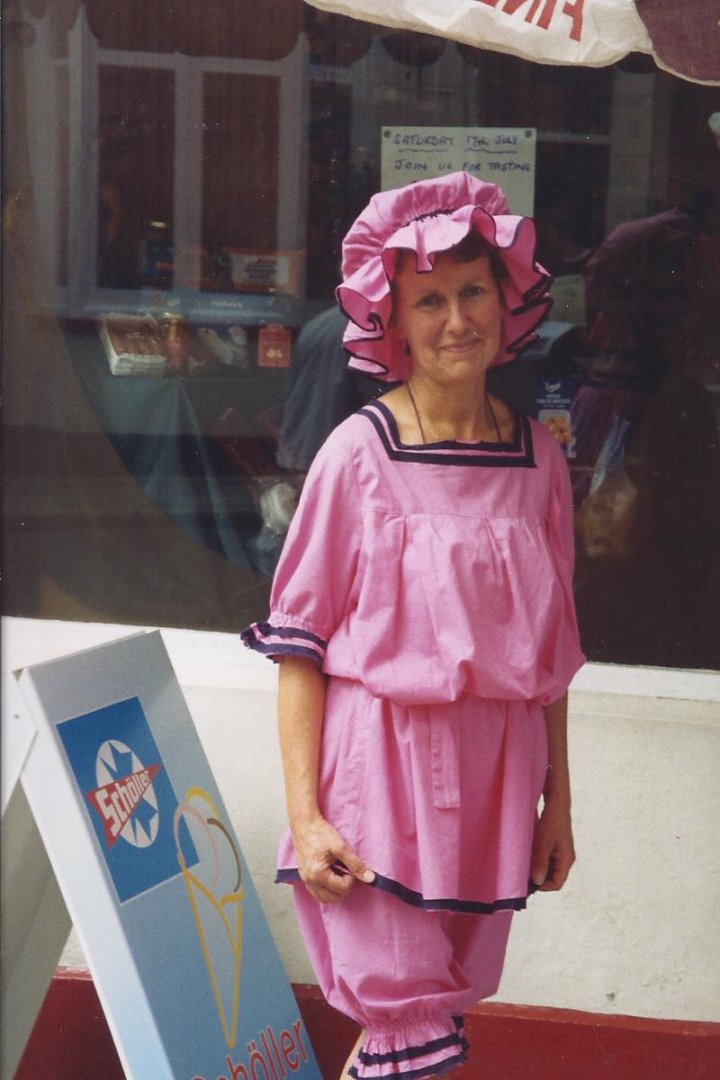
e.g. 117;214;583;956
11;631;321;1080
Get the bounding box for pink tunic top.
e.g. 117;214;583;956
245;399;583;704
243;399;585;911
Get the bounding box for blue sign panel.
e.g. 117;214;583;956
57;697;198;902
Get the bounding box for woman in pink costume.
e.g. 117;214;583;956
243;172;585;1078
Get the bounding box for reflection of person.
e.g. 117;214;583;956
97;111;140;289
98;175;138;288
534;186;594;277
571;206;697;505
277;306;383;472
242;173;585;1079
571;203;720;667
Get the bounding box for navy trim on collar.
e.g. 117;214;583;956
360;399;536;468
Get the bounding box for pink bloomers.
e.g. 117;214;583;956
294;879;514;1080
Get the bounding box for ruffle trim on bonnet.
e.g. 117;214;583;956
336;171;553;382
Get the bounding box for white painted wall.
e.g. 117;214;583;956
3;618;719;1024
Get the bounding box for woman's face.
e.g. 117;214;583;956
392;252;503;389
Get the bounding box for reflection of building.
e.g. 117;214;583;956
569;207;720;668
6;2;717;640
12;5;687;317
5;0;718;645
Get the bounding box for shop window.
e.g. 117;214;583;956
98;65;175;290
3;1;719;668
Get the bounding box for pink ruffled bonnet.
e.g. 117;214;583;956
337;171;552;382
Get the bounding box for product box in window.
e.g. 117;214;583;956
536;377;577;457
99;314;166;376
197;248;303;295
258;324;291;368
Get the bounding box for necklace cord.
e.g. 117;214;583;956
406;382;427;443
405;383;503;445
485;391;503;442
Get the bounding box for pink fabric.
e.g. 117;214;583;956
336;172;552;381
277;680;548;909
243;402;584;707
294;883;513;1079
241;402;585;1075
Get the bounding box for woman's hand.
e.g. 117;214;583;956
277;657;374;904
533;692;575;891
530;796;575;891
292;814;375;903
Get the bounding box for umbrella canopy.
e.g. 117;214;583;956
303;0;720;85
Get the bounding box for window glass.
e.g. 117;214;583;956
3;2;719;667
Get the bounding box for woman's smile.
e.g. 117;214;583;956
443;336;481;353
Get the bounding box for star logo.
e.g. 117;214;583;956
87;739;162;849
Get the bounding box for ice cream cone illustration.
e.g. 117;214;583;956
174;787;244;1048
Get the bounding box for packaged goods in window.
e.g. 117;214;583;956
258;324;291;368
536;377;577;457
195;326;250;369
140;220;174;288
162;315;188;373
202;249;302;295
99;314;166;376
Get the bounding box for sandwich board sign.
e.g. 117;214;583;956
14;631;321;1080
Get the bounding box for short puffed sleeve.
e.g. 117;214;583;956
241;429;362;666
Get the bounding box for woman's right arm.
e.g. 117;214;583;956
277;655;375;902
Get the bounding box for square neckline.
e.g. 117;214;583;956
361;398;536;469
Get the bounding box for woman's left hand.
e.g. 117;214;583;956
530;798;575;892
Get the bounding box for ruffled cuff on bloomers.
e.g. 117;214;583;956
240;616;327;667
349;1015;469;1080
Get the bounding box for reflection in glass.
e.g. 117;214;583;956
98;65;175;290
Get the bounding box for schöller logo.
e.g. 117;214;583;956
86;739;162;849
57;697;198;902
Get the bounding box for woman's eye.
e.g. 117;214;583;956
416;294;442;310
462;285;485;300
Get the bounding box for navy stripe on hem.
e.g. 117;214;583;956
275;868;302;884
349;1052;467;1080
372;873;532;913
275;867;535;912
349;1017;469;1079
358;1029;465;1066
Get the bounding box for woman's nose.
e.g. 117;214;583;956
446;299;470;333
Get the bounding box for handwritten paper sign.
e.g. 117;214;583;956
381;127;536;214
